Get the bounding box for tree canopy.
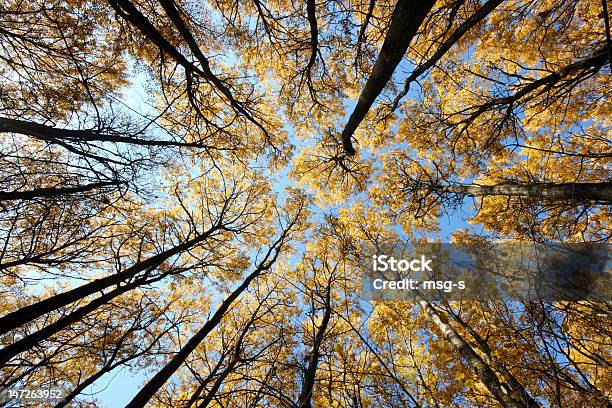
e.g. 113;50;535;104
0;0;610;406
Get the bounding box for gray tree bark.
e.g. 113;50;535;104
419;299;527;408
438;182;612;203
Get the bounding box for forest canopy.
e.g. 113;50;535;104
0;0;610;406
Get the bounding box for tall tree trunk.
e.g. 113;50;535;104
296;284;332;408
437;182;612;203
305;0;319;76
0;181;123;202
195;305;260;408
107;0;270;141
0;224;222;336
451;312;541;408
124;228;290;408
419;298;526;408
0;274;162;367
341;0;436;155
0;117;205;148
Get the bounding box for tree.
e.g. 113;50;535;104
1;0;610;406
339;0;437;155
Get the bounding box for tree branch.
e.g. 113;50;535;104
340;0;436;155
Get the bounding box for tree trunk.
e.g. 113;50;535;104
438;182;612;203
451;312;541;408
419;299;525;408
0;274;162;367
0;116;205;148
0;225;222;336
196;308;259;408
341;0;436;155
296;285;332;408
0;181;123;202
124;234;286;408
